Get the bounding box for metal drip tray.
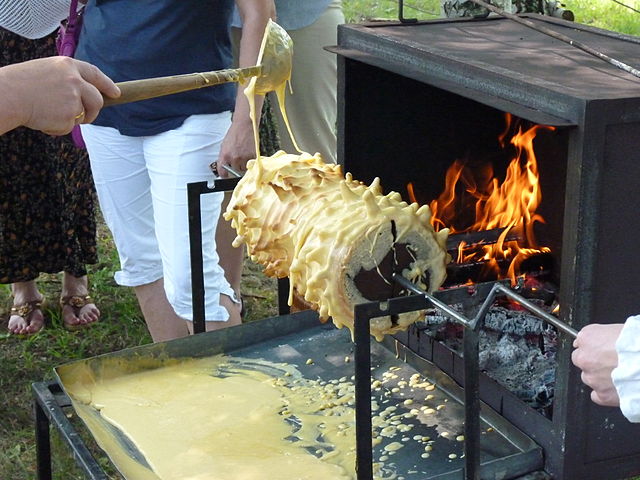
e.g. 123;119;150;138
49;310;542;479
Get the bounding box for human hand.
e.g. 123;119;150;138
0;56;120;135
215;0;272;178
215;117;257;178
571;323;625;407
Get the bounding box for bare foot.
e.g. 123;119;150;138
8;281;45;335
61;273;100;330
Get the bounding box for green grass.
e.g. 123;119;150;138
1;2;639;479
565;0;640;34
343;0;440;22
342;0;640;35
0;222;149;479
0;218;278;479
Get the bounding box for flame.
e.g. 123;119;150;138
415;113;554;283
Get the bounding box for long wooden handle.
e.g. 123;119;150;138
103;65;263;107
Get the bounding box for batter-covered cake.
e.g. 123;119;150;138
225;151;449;340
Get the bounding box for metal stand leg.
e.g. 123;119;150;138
463;327;481;480
277;278;291;315
353;295;428;480
187;179;241;334
32;381;110;480
354;304;374;480
34;398;52;480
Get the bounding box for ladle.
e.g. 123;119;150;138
102;19;293;107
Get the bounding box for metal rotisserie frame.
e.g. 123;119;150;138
188;179;291;335
34;178;550;480
34;305;545;480
333;14;640;479
352;277;578;480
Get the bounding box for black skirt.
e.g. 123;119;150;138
0;30;98;282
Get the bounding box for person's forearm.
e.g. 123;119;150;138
234;0;276;124
216;1;275;176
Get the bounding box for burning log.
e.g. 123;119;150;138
446;227;521;252
444;250;554;287
224;151;450;340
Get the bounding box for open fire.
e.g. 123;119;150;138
409;113;555;284
405;113;561;415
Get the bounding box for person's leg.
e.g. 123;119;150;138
8;280;45;334
81;124;188;342
185;287;241;334
60;272;100;328
135;278;189;341
144;114;241;332
270;1;345;164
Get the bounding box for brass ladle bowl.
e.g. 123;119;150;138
102;19;293;107
251;19;293;96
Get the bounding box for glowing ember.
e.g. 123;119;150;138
412;113;554;283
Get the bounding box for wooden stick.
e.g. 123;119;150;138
103;65;262;107
468;0;640;79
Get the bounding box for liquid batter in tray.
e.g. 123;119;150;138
55;312;539;480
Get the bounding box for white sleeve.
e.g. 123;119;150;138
612;315;640;422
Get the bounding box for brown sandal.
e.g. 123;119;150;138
9;297;46;335
60;295;98;331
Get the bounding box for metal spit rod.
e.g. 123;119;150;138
394;274;474;327
495;282;578;337
392;273;578;337
469;0;640;79
222;164;243;178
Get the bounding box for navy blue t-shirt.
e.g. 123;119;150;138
76;0;236;136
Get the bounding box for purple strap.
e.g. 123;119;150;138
68;0;80;28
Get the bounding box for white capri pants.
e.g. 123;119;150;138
81;114;236;322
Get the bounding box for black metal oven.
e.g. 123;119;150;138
332;14;640;479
